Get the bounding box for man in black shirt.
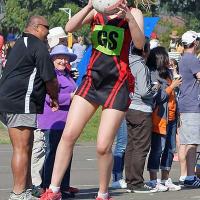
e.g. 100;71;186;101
0;16;59;200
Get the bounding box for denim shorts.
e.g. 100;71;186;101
0;112;37;128
179;113;200;144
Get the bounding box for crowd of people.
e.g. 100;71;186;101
0;0;200;200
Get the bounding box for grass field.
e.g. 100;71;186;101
0;122;10;143
0;109;101;144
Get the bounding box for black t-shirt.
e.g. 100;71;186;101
0;33;56;114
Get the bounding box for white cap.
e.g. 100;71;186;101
182;30;198;45
150;39;160;50
47;27;67;48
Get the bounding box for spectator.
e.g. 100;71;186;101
125;38;156;193
71;35;86;80
72;35;86;66
38;45;78;199
47;27;68;49
146;46;182;192
178;30;200;187
5;33;17;58
112;119;127;189
47;27;79;81
150;32;160;50
0;34;5;75
168;31;181;63
40;0;145;199
0;15;59;200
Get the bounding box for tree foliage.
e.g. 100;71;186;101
160;0;200;31
2;0;200;37
2;0;90;36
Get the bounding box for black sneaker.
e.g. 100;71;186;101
184;176;200;188
127;184;157;194
178;180;185;187
61;190;75;199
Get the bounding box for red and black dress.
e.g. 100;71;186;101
76;13;133;111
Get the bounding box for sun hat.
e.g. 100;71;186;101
47;27;68;48
50;44;77;62
6;33;16;42
182;30;198;45
169;30;179;39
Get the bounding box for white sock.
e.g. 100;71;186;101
185;175;195;181
97;192;108;199
179;176;186;181
49;184;60;193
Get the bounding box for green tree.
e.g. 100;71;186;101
3;0;90;36
160;0;200;31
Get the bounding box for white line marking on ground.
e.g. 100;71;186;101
86;158;97;161
0;188;11;191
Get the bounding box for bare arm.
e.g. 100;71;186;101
117;4;145;49
129;8;145;50
196;72;200;80
45;78;59;111
65;0;94;32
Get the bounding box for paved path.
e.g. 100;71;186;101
1;143;200;200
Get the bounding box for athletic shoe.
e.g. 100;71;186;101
26;189;38;200
96;196;113;200
65;186;79;193
40;189;62;200
126;184;157;193
32;185;44;198
112;179;127;189
61;190;75;199
178;179;185;187
184;176;200;188
163;178;181;191
147;180;168;192
9;189;35;200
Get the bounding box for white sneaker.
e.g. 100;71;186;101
112;179;127;189
147;180;168;192
8;189;36;200
163;178;181;191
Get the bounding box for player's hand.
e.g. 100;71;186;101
87;0;93;9
116;2;134;22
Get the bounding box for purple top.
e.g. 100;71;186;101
37;69;77;130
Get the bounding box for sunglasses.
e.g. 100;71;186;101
37;24;49;30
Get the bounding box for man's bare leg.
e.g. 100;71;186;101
9;127;33;193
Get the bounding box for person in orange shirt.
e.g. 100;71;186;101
146;46;182;192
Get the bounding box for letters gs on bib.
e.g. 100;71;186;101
91;25;124;56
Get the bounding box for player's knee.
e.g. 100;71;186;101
96;144;111;155
61;131;77;145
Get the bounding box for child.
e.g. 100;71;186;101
146;46;182;192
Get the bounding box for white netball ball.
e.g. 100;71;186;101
92;0;123;15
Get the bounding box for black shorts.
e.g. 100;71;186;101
76;66;130;112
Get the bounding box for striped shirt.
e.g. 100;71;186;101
168;51;181;63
